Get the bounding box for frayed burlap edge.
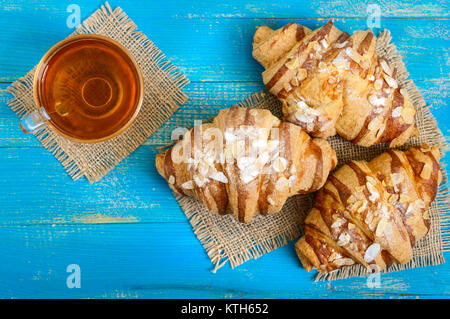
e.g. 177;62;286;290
316;30;450;281
6;2;189;182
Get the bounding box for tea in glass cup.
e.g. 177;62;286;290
21;34;144;143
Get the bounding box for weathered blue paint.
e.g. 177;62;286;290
0;0;448;298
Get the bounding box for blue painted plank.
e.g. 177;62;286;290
1;0;449;20
0;14;448;82
0;0;449;299
0;145;187;225
0;222;448;298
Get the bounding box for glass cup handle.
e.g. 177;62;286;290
20;107;50;134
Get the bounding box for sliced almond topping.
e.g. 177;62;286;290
284;82;292;92
181;180;194;189
420;161;433;180
168;175;175;184
368;94;386;106
400;194;412;203
376;218;388;237
288;175;298;188
357;200;368;213
334;257;355;266
332;218;345;229
423;210;430;220
337;232;351;246
401;107;415;124
382;73;398;88
296;68;308;81
290;76;299;87
211;171;228;183
194;175;207;187
380;59;393;76
273;157;288;173
286;58;299;70
275;176;289;191
391;172;403;185
374;79;383;90
391;107;402;118
318;61;327;71
364;243;381;263
249;109;259;116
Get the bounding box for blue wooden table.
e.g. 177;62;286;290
0;0;449;299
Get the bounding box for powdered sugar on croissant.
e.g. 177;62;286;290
156;106;337;222
252;21;418;147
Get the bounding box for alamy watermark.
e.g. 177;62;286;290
66;264;81;288
66;4;81;29
367;4;381;29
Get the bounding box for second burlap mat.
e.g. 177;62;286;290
174;30;450;280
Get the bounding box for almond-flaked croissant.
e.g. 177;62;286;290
295;144;442;273
156;106;337;222
252;21;418;147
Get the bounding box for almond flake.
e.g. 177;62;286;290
194;175;207;187
168;175;175;184
382;73;398;88
334;257;355;266
420;161;433;180
401;107;415;124
337;232;351;246
364;243;381;263
284;82;292;92
374;79;383;90
273;157;288;173
211;172;228;183
275;176;289;191
332;218;345;229
376;218;388;237
400;194;412;203
288;175;298;188
368;94;386;106
286;58;299;70
334;41;348;49
181;180;194;189
391;107;402;118
380;59;393;76
391;172;403;185
296;68;308;80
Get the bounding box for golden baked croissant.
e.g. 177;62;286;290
252;21;418;147
295;144;442;273
155;106;337;222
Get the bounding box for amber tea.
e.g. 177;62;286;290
22;35;143;142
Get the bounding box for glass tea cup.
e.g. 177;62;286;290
21;34;144;143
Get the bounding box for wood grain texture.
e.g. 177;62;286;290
0;0;449;298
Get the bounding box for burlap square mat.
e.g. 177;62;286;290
6;2;189;182
175;30;450;280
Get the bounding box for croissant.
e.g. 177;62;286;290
252;21;418;147
295;144;442;273
155;106;337;222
